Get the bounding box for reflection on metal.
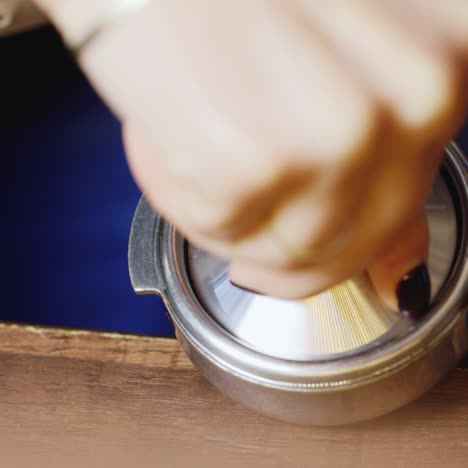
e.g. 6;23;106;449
128;142;468;424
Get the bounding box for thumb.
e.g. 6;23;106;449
368;215;431;320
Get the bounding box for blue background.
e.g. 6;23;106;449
0;26;173;336
0;26;466;338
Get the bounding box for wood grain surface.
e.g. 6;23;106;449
0;322;467;468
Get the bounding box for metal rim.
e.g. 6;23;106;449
131;142;467;390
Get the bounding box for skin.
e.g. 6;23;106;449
35;0;468;308
0;0;46;36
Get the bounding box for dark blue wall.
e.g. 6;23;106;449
0;26;173;336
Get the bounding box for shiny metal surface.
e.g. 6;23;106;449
129;141;467;424
187;173;457;361
179;315;464;425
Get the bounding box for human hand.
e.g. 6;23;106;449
36;0;468;316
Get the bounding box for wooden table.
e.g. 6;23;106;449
0;322;467;468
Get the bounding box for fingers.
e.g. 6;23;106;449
229;212;430;306
228;140;443;300
380;0;468;56
229;260;340;300
297;0;463;138
119;2;383;269
65;0;465;301
367;214;430;318
378;0;468;129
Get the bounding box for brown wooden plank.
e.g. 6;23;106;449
0;322;191;368
0;323;467;468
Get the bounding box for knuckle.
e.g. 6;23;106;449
241;162;282;197
321;94;382;166
401;57;460;132
224;159;295;207
272;228;336;270
188;171;283;238
185;196;234;237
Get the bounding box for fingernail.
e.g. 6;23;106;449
396;264;431;320
229;280;264;295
